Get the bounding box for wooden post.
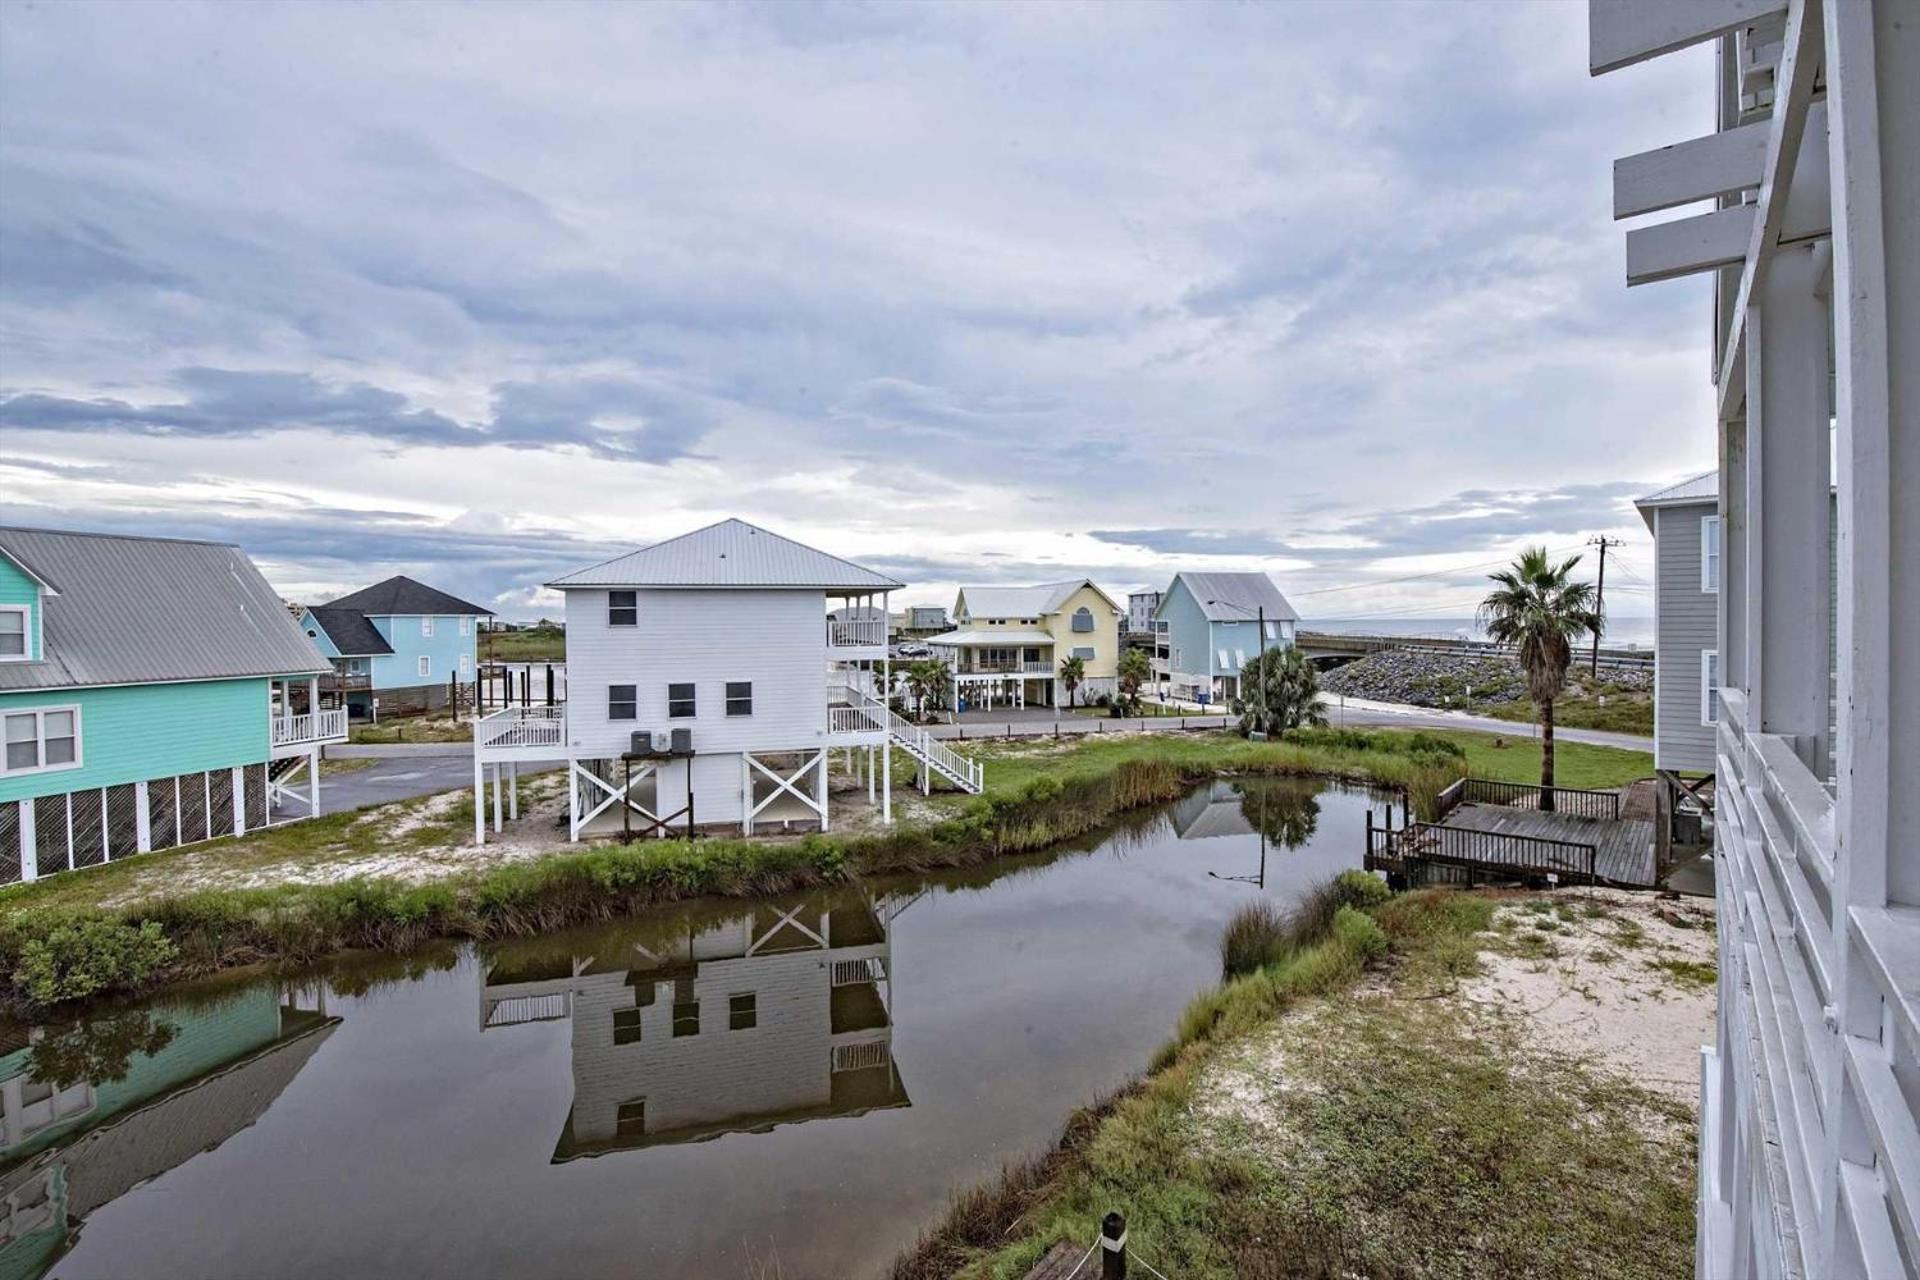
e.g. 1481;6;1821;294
1100;1211;1127;1279
546;664;555;706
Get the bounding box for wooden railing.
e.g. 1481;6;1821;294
1460;778;1622;821
476;706;566;750
1367;820;1598;885
826;617;888;648
319;672;371;691
271;708;348;746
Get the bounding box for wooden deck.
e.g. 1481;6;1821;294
1440;802;1656;887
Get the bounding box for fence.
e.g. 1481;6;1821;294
1458;777;1621;821
1367;819;1598;886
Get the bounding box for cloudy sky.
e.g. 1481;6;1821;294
0;1;1712;626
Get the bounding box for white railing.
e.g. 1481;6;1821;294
271;708;348;746
886;708;984;792
828;699;887;736
832;956;886;986
832;1039;892;1073
826;617;887;648
956;660;1053;676
476;705;566;750
484;993;570;1028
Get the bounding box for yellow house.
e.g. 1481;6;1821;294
928;580;1124;709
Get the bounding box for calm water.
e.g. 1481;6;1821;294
0;778;1386;1280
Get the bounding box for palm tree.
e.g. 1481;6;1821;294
1059;654;1086;708
1116;648;1152;714
903;658;953;719
1234;646;1326;739
1478;546;1602;810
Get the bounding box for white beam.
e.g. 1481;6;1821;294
1627;204;1756;285
1615;118;1770;219
1590;0;1786;75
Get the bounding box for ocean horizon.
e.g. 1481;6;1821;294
1302;616;1655;650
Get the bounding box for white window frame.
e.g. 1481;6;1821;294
1701;650;1719;726
420;616;435;638
417;655;432;678
1700;515;1721;593
0;606;28;662
1072;646;1095;661
457;616;471;636
1217;647;1230;670
459;653;472;675
1;705;82;777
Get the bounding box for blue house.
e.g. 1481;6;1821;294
0;527;345;887
1155;572;1300;704
297;576;489;718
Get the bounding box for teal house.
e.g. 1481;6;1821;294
1155;571;1300;704
0;527;344;886
296;576;488;718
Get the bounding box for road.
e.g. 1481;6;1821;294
318;755;547;813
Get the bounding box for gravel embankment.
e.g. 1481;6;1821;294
1319;649;1651;710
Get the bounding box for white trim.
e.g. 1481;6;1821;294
1701;514;1722;593
0;704;82;778
417;655;432;678
1700;649;1718;726
457;616;471;636
0;605;28;662
419;616;435;637
459;653;472;674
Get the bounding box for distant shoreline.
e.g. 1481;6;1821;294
1301;616;1654;650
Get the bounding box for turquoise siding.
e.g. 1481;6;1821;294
0;554;41;661
0;678;268;804
368;614;478;688
0;987;283;1165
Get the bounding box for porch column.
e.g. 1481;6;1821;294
474;753;486;845
741;754;753;836
867;746;876;804
492;763;502;833
135;780;151;853
567;759;580;842
882;741;891;824
817;749;830;833
508;760;518;821
309;748;321;817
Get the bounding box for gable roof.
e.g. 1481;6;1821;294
956;579;1121;620
0;527;330;690
546;519;903;591
318;575;490;617
1634;471;1717;509
1169;572;1300;623
304;606;395;656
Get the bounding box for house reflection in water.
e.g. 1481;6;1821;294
0;988;337;1280
480;890;911;1158
1170;778;1325;888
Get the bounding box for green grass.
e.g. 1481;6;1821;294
348;714;474;744
895;886;1695;1280
1402;728;1652;790
1479;693;1654;737
478;626;564;661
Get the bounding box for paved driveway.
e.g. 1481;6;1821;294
319;756;562;814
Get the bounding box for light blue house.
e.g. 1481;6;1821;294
296;576;488;718
1155;571;1300;704
0;527;343;887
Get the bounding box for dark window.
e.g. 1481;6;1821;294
672;999;700;1037
609;684;636;720
1071;607;1095;633
616;1099;646;1137
668;683;696;718
612;1008;643;1046
725;681;753;716
729;992;757;1030
608;590;637;626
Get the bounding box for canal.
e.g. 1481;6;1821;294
0;777;1389;1280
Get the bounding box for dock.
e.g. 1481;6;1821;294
1367;778;1657;889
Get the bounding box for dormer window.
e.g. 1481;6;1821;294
0;607;26;660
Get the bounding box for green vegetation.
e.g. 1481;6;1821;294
1059;653;1086;707
894;884;1694;1280
1233;645;1328;740
1480;688;1654;736
348;713;474;744
1478;546;1604;804
478;625;564;662
1397;727;1650;791
319;755;380;777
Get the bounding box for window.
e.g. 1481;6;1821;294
672;999;700;1037
420;616;434;637
2;707;79;776
729;992;757;1031
1702;650;1720;725
1073;646;1095;660
725;681;752;716
612;1007;643;1046
668;683;696;718
609;590;637;626
1217;648;1230;670
1701;516;1721;593
459;653;472;675
0;607;24;660
609;684;637;720
1234;648;1247;668
458;616;471;636
616;1099;646;1138
1264;620;1279;641
1071;607;1095;633
417;655;432;678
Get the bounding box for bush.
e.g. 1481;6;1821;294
1221;900;1291;978
1332;904;1389;960
10;916;178;1004
1333;868;1391;910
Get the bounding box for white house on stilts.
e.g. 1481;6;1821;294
470;519;982;845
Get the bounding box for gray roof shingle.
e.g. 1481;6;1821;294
547;519;904;591
318;575;489;617
304;607;395;656
0;527;330;690
1173;572;1301;623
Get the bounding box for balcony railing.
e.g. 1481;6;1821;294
828;699;887;736
271;709;348;747
319;672;371;691
476;705;566;751
826;617;887;648
954;660;1053;676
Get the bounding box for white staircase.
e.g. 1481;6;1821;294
886;708;985;794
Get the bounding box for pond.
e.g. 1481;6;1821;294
0;777;1394;1280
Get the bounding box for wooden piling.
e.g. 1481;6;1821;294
1100;1211;1128;1278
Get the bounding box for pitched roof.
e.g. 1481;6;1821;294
1171;571;1301;623
0;527;330;690
1634;471;1717;508
956;579;1120;620
318;575;490;617
546;519;903;591
305;606;395;656
925;628;1057;646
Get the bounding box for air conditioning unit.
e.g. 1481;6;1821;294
629;730;670;758
669;727;693;756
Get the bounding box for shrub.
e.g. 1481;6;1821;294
1332;904;1389;960
1221;900;1291;978
10;916;178;1004
1333;868;1391;910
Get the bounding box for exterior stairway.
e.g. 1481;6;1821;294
886;708;985;793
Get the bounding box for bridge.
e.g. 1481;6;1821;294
1294;629;1654;672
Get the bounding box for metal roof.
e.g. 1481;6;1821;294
1170;571;1300;623
0;526;330;691
926;628;1056;646
1634;471;1718;508
305;606;395;656
319;575;490;617
546;519;903;591
955;579;1119;620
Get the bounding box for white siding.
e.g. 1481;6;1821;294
563;588;829;759
1653;503;1718;772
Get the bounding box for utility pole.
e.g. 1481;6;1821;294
1587;536;1622;677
